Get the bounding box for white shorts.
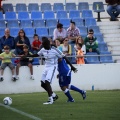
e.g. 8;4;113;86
41;65;57;83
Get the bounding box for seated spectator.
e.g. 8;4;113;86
67;21;80;44
0;45;17;82
74;36;86;55
16;45;34;80
53;23;67;41
31;34;41;54
0;28;15;53
105;0;120;21
15;29;31;55
84;29;99;55
55;38;62;51
76;43;85;64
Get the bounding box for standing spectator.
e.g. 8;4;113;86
31;34;41;54
0;45;17;82
0;28;15;53
15;29;31;55
53;23;67;41
105;0;120;21
67;21;80;44
84;29;99;54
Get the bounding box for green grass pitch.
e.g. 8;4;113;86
0;90;120;120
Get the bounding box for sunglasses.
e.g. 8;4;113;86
89;33;93;34
20;32;24;33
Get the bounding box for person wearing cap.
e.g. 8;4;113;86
53;23;67;41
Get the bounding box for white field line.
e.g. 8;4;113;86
0;103;42;120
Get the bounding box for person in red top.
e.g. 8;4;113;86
31;34;41;54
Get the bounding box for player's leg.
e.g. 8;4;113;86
28;63;34;80
0;63;7;81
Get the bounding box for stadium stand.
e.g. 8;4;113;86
56;10;68;19
2;3;14;12
0;20;6;28
78;2;89;12
28;3;39;12
33;20;45;28
69;10;80;19
65;3;76;12
82;10;93;19
72;18;84;27
9;28;20;37
20;20;32;28
59;18;70;27
23;28;35;37
43;11;55;19
53;3;64;12
36;27;49;37
41;3;52;12
7;20;19;28
18;11;30;20
5;12;17;20
46;19;57;27
0;28;5;37
31;11;42;20
16;3;27;12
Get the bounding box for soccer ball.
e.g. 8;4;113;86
3;97;12;105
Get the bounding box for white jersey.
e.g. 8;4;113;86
37;46;64;67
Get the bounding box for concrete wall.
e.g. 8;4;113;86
0;64;120;94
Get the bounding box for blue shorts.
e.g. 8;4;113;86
59;75;71;87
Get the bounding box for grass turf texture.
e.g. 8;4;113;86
0;90;120;120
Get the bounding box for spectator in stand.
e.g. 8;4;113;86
31;34;41;54
0;28;15;53
0;45;17;82
16;45;34;80
84;29;99;55
76;43;85;64
15;29;31;55
67;21;80;44
53;23;67;42
105;0;120;21
55;38;62;51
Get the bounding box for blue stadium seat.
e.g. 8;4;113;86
2;3;14;12
16;3;27;12
48;27;56;37
20;20;32;28
41;3;52;12
36;28;48;37
44;11;55;19
53;3;64;12
46;19;57;27
23;28;35;37
0;20;6;28
69;10;80;19
88;26;101;35
33;20;45;28
98;42;108;52
85;18;97;27
72;18;84;27
5;12;16;20
59;18;70;27
78;26;87;36
0;12;4;20
32;58;40;65
78;2;89;12
0;28;5;37
66;3;76;12
86;52;100;64
31;11;42;20
56;11;68;19
95;34;104;43
7;20;19;28
28;3;39;12
9;28;20;37
11;58;18;66
82;10;93;19
18;12;30;20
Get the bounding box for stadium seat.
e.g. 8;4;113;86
5;12;16;20
48;27;56;37
69;10;80;19
11;58;18;66
0;12;4;20
66;3;76;12
33;20;45;28
28;3;39;12
16;3;27;12
93;2;105;21
53;3;64;12
82;10;93;19
95;34;104;43
86;52;100;64
18;12;30;20
32;58;40;65
36;27;48;37
59;18;70;27
31;11;42;20
2;3;14;12
0;20;6;28
20;20;32;28
46;19;57;27
23;28;35;37
88;26;101;35
56;11;68;19
98;42;108;52
41;3;52;12
9;28;20;37
78;26;87;36
7;20;19;28
0;28;5;37
78;2;89;12
72;18;84;27
44;11;55;19
85;18;97;27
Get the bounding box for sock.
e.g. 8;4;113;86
69;85;84;95
12;75;15;77
49;96;53;102
64;88;73;100
52;92;56;97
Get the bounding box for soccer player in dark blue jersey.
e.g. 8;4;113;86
58;58;86;102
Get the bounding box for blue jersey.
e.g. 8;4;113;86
58;58;71;76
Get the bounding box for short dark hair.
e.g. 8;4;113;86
33;34;38;37
71;21;75;25
23;45;29;49
4;45;10;49
57;23;63;28
89;29;94;33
